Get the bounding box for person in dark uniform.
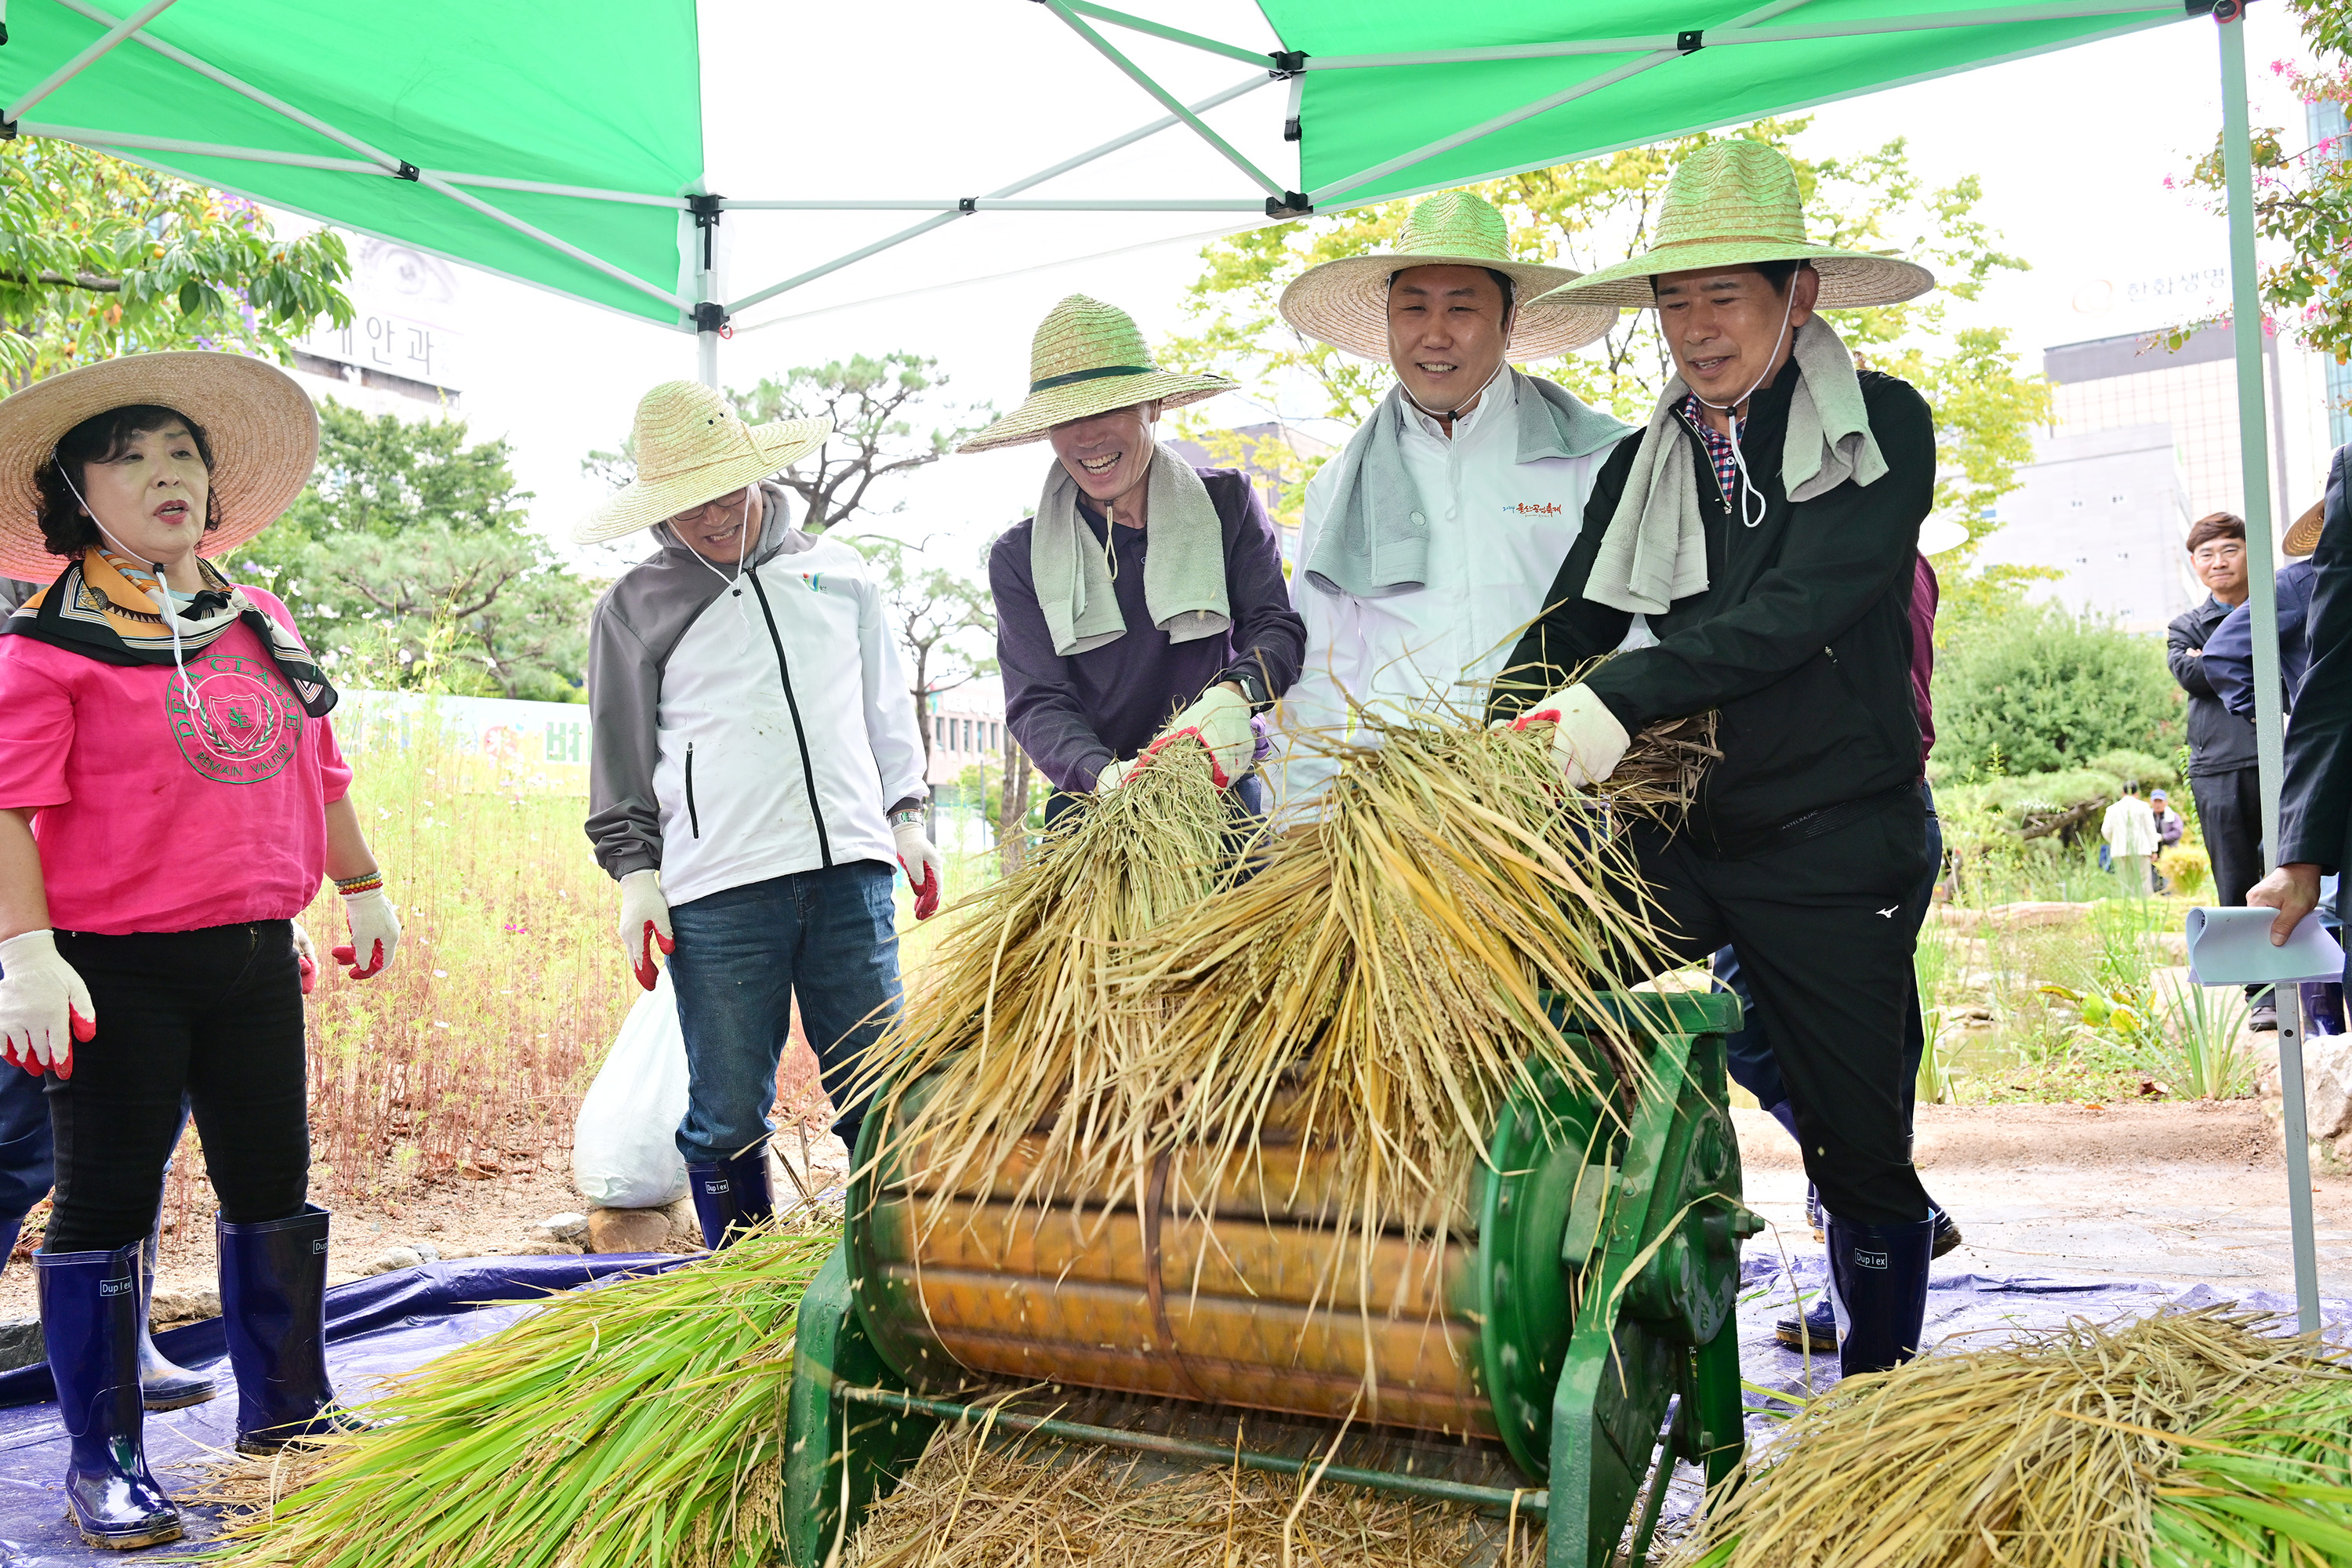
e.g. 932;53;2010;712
1490;141;1940;1377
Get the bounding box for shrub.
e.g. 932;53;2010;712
1934;604;2183;777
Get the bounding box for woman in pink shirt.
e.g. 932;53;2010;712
0;353;400;1550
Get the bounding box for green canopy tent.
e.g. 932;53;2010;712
0;0;2324;1327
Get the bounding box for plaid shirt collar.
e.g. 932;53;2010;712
1679;393;1740;500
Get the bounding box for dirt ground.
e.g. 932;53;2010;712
1736;1098;2352;1300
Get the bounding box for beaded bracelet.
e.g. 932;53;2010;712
333;871;384;897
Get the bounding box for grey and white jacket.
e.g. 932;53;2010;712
583;484;927;906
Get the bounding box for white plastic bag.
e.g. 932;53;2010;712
572;967;690;1209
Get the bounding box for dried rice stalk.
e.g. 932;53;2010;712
841;1423;1545;1568
1675;1307;2352;1568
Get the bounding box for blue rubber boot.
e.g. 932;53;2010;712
137;1224;215;1411
686;1150;775;1250
37;1242;183;1549
219;1204;366;1454
1825;1211;1937;1377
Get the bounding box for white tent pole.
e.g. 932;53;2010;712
1312;0;1812;207
722;71;1276;317
710;198;1268;212
16;122;381;172
1041;0;1290;201
1301;0;2169;71
3;0;179;124
2218;2;2320;1338
1056;0;1269;67
694;196;721;389
412;171;688;311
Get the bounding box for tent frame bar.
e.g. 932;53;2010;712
720;68;1275;316
1301;0;2179;71
1040;0;1289;201
3;0;179;125
1058;0;1269;67
710;198;1267;212
49;0;686;313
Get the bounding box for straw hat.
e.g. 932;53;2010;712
957;296;1234;454
1537;141;1935;311
576;380;832;544
1917;517;1970;557
0;351;318;582
1278;190;1617;361
2284;498;2324;557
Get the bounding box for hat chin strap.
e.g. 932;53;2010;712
1686;289;1798;530
1398;305;1518;430
65;471;202;710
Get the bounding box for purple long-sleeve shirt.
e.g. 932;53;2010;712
989;466;1306;793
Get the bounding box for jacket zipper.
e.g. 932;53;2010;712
744;569;834;869
684;742;701;839
1822;642;1911;768
1674;405;1734;514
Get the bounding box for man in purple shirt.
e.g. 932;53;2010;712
967;296;1305;822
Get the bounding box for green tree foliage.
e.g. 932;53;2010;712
233;401;593;702
1160;122;2052;540
583;354;994;535
0;140;351;384
1933;604;2183;778
2175;2;2352;367
848;534;995;770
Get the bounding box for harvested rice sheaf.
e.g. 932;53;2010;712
1676;1307;2352;1568
196;1229;836;1568
841;1423;1547;1568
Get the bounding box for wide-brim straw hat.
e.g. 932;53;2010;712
958;295;1235;454
577;380;833;544
0;350;318;582
2284;498;2324;557
1279;189;1617;362
1538;140;1935;311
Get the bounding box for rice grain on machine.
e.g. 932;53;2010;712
781;991;1759;1567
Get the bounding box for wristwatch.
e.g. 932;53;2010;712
1225;664;1273;714
887;807;925;829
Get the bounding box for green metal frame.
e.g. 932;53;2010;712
782;989;1756;1567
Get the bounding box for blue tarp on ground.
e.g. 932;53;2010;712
0;1253;690;1564
0;1249;2342;1562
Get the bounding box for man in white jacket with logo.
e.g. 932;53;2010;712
579;382;940;1249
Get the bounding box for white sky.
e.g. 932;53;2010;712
343;5;2316;578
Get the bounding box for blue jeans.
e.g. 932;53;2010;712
666;861;902;1167
0;1062;51;1220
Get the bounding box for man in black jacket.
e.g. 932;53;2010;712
2168;511;2270;1026
2251;444;2352;971
1494;140;1939;1376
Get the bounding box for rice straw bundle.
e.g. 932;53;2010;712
840;1422;1545;1567
199;1229;836;1568
850;735;1239;1210
1677;1307;2352;1568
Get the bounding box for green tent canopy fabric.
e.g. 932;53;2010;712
0;0;2191;336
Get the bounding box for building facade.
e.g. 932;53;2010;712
1970;424;2197;631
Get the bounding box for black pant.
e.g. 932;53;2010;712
1610;793;1936;1229
2191;765;2263;908
44;922;310;1254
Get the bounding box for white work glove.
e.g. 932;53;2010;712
333;887;401;981
1506;684;1632;789
892;818;943;921
1153;686;1254;787
1094;755;1139;795
290;919;318;996
617;868;673;991
0;930;95;1080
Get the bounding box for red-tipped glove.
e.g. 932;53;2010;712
893;819;943;921
1506;684;1632;789
290;918;318;995
1106;686;1254;792
0;930;96;1080
332;887;401;981
618;868;674;989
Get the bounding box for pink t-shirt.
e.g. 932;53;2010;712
0;588;353;935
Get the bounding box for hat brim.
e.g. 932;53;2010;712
0;352;318;583
1278;252;1618;361
1537;239;1935;310
1917;517;1971;557
2284;499;2324;557
956;370;1235;455
575;418;833;545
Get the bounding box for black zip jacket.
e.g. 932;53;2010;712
1488;358;1933;848
2165;595;2259;775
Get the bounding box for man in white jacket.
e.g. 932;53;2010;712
1272;190;1632;803
2101;781;2159;896
579;382;941;1249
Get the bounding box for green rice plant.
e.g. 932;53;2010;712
1912;926;1958;1105
201;1229;836;1568
2154;983;2254;1101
